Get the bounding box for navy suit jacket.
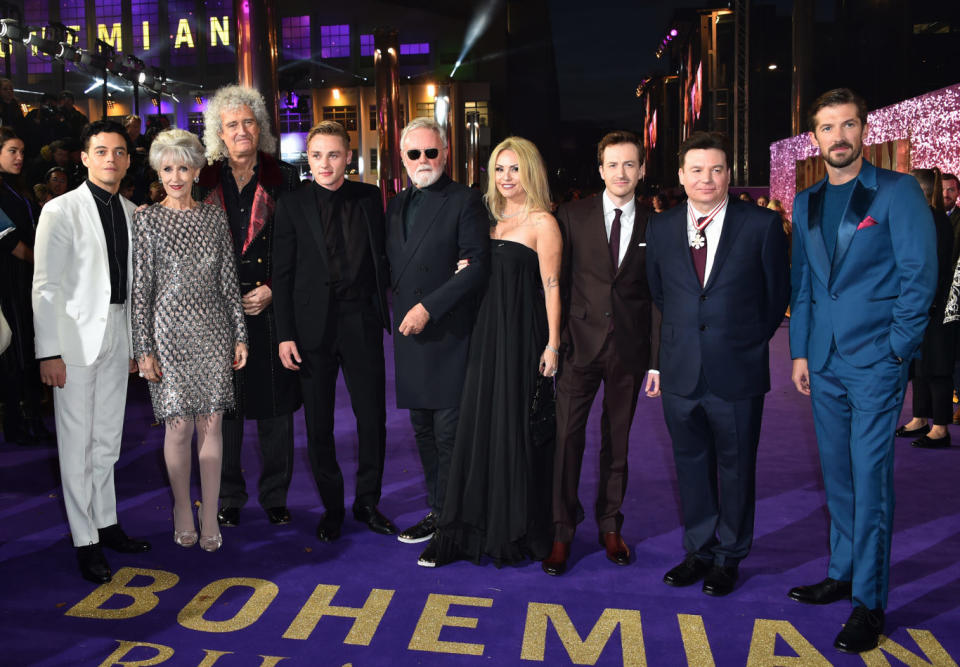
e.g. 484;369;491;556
646;198;790;401
385;173;489;409
789;160;936;371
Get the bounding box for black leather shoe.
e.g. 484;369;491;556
788;577;852;604
416;537;454;568
599;532;630;566
912;432;951;449
353;504;397;536
397;512;437;543
77;544;111;584
834;606;884;654
217;507;240;527
663;555;712;587
702;564;739;596
895;423;929;438
316;512;343;542
98;524;151;553
265;506;291;525
542;541;570;576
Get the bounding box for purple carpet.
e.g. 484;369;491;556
2;322;959;666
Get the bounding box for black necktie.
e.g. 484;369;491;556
691;216;707;286
609;208;622;270
404;188;422;241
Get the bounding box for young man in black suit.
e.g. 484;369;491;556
646;131;790;597
273;121;395;542
385;118;489;564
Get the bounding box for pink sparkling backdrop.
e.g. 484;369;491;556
770;83;960;218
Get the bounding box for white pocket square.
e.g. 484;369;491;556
637;242;647;247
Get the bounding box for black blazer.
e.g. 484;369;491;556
273;178;391;350
557;196;659;373
385;173;490;409
646;199;790;401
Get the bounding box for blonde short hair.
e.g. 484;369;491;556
149;128;206;171
484;136;552;221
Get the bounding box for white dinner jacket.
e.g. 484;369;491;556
33;182;135;366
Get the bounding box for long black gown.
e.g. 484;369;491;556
434;240;554;566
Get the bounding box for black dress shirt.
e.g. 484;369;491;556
221;161;260;253
313;181;376;304
86;179;128;304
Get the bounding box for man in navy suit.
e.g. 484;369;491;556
788;88;936;654
646;131;789;598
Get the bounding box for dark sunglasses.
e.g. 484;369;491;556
406;148;440;160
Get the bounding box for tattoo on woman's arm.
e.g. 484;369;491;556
546;276;559;290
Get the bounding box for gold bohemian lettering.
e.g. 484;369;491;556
177;577;279;632
67;567;179;620
408;594;494;656
520;603;646;666
283;584;394;644
98;23;122;50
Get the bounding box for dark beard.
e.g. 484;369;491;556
823;142;862;169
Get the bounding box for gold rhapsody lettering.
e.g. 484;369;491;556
520;603;646;666
746;619;831;666
67;567;179;620
283;584;394;644
177;577;279;632
408;594;494;656
96;640;174;666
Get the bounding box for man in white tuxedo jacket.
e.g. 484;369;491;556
33;120;151;584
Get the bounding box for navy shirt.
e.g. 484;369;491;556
821;178;856;261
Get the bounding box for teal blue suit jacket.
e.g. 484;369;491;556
789;160;937;371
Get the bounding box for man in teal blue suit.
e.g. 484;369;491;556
788;88;937;654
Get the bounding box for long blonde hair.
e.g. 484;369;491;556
484;136;551;220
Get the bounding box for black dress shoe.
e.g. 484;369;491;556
397;512;437;543
702;564;739;596
77;544;112;584
416;537;455;567
895;423;929;438
912;432;951;449
599;532;630;566
542;541;570;576
217;507;240;527
98;524;151;553
316;512;343;542
788;577;852;604
265;506;291;525
834;606;884;653
663;555;712;587
353;504;397;536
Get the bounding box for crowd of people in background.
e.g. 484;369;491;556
1;81;958;657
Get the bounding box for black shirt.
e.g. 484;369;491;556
312;181;376;303
86;179;128;304
221;160;260;254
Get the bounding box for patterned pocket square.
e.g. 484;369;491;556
857;216;878;230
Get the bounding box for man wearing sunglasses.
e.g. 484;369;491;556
385;118;489;560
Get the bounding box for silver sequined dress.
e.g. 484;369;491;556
132;202;247;422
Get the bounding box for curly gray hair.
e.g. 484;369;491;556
202;84;277;164
149;128;206;171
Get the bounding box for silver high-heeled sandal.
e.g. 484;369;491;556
197;503;223;552
173;509;197;547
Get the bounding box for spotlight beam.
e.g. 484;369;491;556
451;0;505;78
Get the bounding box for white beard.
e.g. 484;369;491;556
410;167;441;188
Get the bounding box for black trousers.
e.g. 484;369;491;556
409;407;460;514
219;412;295;510
661;375;765;567
911;374;953;426
300;305;386;517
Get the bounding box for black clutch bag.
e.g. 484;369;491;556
529;374;556;447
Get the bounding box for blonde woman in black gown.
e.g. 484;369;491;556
132;129;248;552
420;136;562;567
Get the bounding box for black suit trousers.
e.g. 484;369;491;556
300;303;387;515
661;374;764;566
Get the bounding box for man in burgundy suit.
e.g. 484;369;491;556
543;131;660;576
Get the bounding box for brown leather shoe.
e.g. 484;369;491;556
599;531;630;566
541;541;570;576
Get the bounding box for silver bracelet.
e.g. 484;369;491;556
545;344;559;354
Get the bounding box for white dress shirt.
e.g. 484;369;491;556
686;199;728;284
602;191;635;269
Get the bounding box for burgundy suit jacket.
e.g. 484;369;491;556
557;195;660;373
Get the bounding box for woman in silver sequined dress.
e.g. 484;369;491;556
132;129;248;552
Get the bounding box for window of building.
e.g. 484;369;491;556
400;43;430;56
320;24;350;59
187;113;204;137
416;102;435;119
131;0;160;66
369;148;378;172
282;16;311;61
59;3;86;74
280;96;313;133
25;4;51;75
464;101;489;127
368;104;406;130
360;34;375;57
322;105;358;131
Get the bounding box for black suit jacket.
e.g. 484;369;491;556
385;173;489;409
646;199;790;400
557;196;659;373
273;178;391;350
